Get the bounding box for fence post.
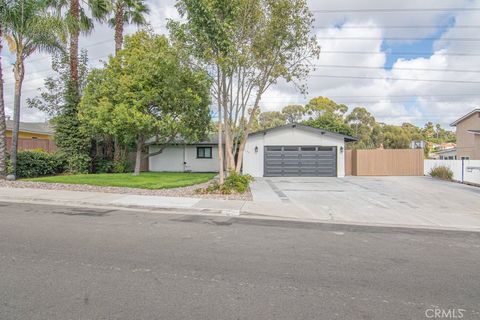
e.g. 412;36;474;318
461;158;464;183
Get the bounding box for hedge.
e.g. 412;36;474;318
8;150;66;178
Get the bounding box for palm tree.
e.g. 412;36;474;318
109;0;149;54
3;0;65;178
48;0;110;94
0;5;7;178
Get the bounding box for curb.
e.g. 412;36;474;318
1;196;479;234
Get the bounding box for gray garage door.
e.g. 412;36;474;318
264;146;337;177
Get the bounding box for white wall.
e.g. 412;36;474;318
243;127;346;177
424;159;480;185
149;145;219;172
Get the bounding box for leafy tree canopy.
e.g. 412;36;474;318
303;114;354;137
305;96;348;119
282;104;305;124
79;31;212;174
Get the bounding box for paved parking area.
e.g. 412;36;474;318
249;176;480;230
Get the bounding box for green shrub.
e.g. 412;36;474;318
65;153;91;174
198;172;254;195
429;166;453;181
112;159;132;173
9;150;66;178
93;158;114;173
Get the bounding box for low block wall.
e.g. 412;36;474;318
424;159;480;185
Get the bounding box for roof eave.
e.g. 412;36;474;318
450;108;480;126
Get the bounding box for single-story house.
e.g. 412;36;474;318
433;147;457;160
5;120;56;153
148;124;357;177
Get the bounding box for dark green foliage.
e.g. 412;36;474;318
93;158;114;173
52;85;92;173
303;115;354;137
200;172;254;195
429;166;454;181
112;159;132;173
8;150;66;178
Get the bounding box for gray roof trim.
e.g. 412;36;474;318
248;123;358;142
468;129;480;135
434;148;457;155
450;109;480;126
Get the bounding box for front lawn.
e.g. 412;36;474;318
24;172;216;190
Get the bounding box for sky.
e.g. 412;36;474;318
2;0;480;128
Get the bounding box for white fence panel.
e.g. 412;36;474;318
424;160;480;185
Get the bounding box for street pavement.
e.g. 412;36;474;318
1;201;479;320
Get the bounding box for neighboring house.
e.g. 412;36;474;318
430;142;457;160
433;147;457;160
5;120;56;153
450;109;480;160
148;124;357;177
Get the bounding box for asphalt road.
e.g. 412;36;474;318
1;202;479;320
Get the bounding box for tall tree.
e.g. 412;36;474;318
3;0;65;178
107;0;149;162
48;0;110;93
170;0;319;176
0;0;8;178
305;96;348;119
282;104;305;124
79;31;212;175
109;0;149;54
258;111;286;130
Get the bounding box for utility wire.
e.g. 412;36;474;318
316;25;480;29
319;50;480;56
317;36;480;41
311;8;480;13
309;74;480;84
310;64;480;73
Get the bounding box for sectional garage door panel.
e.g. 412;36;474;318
264;146;337;177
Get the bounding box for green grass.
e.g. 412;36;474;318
25;172;216;190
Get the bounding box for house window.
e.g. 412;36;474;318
197;146;212;159
461;156;470;160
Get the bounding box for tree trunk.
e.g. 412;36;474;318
221;73;235;173
133;135;143;176
217;70;224;184
69;0;80;93
0;26;6;178
235;94;262;173
114;4;124;54
11;55;25;178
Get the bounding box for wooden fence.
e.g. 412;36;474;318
6;137;57;153
345;149;424;176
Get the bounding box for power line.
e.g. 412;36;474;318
316;25;480;29
309;74;480;84
311;8;480;13
319;50;480;56
310;64;480;73
317;36;480;41
259;93;480;99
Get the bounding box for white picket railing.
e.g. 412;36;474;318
424;159;480;185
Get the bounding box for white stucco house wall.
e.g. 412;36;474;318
148;124;357;177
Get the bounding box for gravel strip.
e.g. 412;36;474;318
0;179;252;201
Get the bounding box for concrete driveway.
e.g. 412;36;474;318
248;176;480;230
